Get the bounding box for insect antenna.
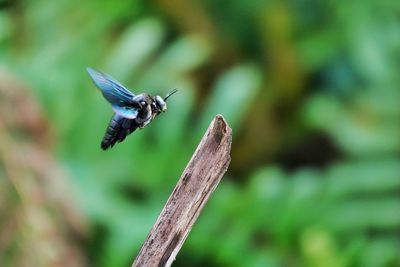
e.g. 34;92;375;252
164;88;178;101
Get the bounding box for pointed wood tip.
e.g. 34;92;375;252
210;114;232;147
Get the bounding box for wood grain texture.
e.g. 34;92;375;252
132;115;232;267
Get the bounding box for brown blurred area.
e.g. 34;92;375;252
0;69;87;267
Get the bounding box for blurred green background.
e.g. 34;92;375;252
1;0;400;266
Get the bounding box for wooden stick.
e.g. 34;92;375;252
132;115;232;267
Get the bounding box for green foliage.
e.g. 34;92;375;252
1;0;399;266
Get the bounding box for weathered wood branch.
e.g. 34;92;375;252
132;115;232;267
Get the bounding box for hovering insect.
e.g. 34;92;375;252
87;67;177;150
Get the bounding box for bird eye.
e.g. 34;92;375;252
140;101;146;106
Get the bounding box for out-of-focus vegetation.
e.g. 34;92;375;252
1;0;400;266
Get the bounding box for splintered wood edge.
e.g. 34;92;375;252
132;115;232;267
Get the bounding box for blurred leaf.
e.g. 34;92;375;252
198;63;262;135
105;18;166;79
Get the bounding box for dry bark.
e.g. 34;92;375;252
132;115;232;267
